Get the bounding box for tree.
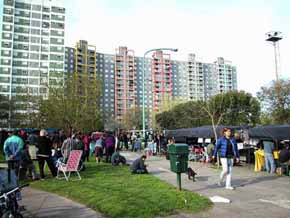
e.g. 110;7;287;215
156;91;260;139
156;101;210;129
37;73;103;133
122;107;142;130
152;95;188;129
257;79;290;124
202;91;260;140
0;95;10;128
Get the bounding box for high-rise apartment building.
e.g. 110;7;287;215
151;51;172;112
0;0;65;127
114;47;136;125
187;54;237;101
65;40;238;129
0;0;65;98
74;40;96;76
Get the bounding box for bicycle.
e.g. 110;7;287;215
0;184;29;218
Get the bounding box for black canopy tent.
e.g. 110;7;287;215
248;125;290;141
165;125;244;143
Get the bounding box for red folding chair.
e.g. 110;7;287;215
57;150;82;181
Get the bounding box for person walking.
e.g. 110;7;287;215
212;128;239;190
36;129;57;179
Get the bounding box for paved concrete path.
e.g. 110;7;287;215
122;152;290;218
21;187;103;218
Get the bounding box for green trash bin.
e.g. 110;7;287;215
168;143;189;173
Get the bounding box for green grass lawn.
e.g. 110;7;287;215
31;161;212;218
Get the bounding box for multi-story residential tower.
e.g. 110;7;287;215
171;60;188;100
114;46;136;126
0;0;65;127
65;41;116;129
0;0;65;98
214;57;237;94
151;51;172;112
187;54;237;101
75;40;96;76
187;54;205;101
65;41;238;129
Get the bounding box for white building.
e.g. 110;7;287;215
0;0;65;99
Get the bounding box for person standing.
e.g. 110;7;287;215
3;130;24;176
36;129;57;179
123;132;129;150
263;140;276;174
95;136;104;163
61;134;77;162
105;133;115;163
212;128;239;190
133;135;142;152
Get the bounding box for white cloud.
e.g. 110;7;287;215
64;0;290;95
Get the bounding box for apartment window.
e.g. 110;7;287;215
30;53;39;59
3;16;13;23
3;8;13;15
30;36;40;44
3;24;12;31
32;4;41;11
31;29;40;35
2;33;12;40
31;20;40;27
15;2;31;10
30;45;40;51
51;6;65;14
29;78;38;85
42;14;50;20
51;22;64;29
29;62;39;68
42;7;50;13
42;22;50;28
4;0;13;6
2;42;11;48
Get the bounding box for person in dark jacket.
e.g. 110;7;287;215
36;129;57;179
279;142;290;164
130;155;148;174
105;133;115;163
212;128;240;190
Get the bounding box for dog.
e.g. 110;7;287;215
187;167;197;182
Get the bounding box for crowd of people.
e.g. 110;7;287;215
2;127;289;190
0;129;172;180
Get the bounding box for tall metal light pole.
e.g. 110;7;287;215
265;31;283;104
142;48;178;138
265;31;283;81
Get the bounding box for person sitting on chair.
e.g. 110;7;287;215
130;155;148;174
